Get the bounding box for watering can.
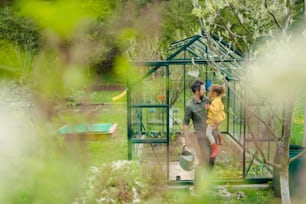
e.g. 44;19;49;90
179;145;195;171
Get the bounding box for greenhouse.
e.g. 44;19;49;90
127;30;281;184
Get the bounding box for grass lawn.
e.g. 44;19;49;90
291;95;305;145
168;188;281;204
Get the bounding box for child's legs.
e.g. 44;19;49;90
206;125;216;145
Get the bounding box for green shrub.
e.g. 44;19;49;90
73;160;174;204
0;7;40;52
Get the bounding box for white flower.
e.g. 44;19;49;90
90;166;99;174
112;160;131;170
135;181;144;187
132;186;141;203
96;197;107;204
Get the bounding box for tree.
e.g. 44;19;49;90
191;0;306;203
126;0;205;111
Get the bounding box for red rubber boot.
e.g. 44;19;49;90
210;143;220;158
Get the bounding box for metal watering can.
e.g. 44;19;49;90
179;145;195;171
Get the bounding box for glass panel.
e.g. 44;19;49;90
130;67;167;105
130;106;168;141
131;143;169;178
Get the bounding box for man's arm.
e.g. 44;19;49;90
183;124;191;147
183;106;192;147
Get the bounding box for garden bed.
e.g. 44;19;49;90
59;123;118;141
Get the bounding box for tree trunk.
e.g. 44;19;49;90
303;95;306;147
279;164;291;203
277;131;291;204
278;99;295;204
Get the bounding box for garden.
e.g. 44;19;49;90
0;0;306;204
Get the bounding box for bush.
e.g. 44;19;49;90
0;7;40;52
73;160;174;204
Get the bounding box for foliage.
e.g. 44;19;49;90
0;7;39;52
5;152;86;204
126;0;202;60
191;0;305;55
0;86;86;204
0;40;34;79
0;7;38;79
0;79;31;106
74;160;279;204
291;94;305;145
0;0;14;8
73;161;174;204
89;0;162;75
16;0;113;39
159;0;199;54
187;188;279;204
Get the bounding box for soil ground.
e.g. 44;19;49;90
138;133;245;181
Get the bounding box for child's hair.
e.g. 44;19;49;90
211;84;225;96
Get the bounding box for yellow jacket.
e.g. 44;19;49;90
207;96;226;125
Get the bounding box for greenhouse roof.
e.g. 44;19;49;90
134;30;244;81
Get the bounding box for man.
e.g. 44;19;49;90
183;79;215;167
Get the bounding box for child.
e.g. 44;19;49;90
205;84;226;158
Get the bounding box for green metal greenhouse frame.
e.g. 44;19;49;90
127;30;273;184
